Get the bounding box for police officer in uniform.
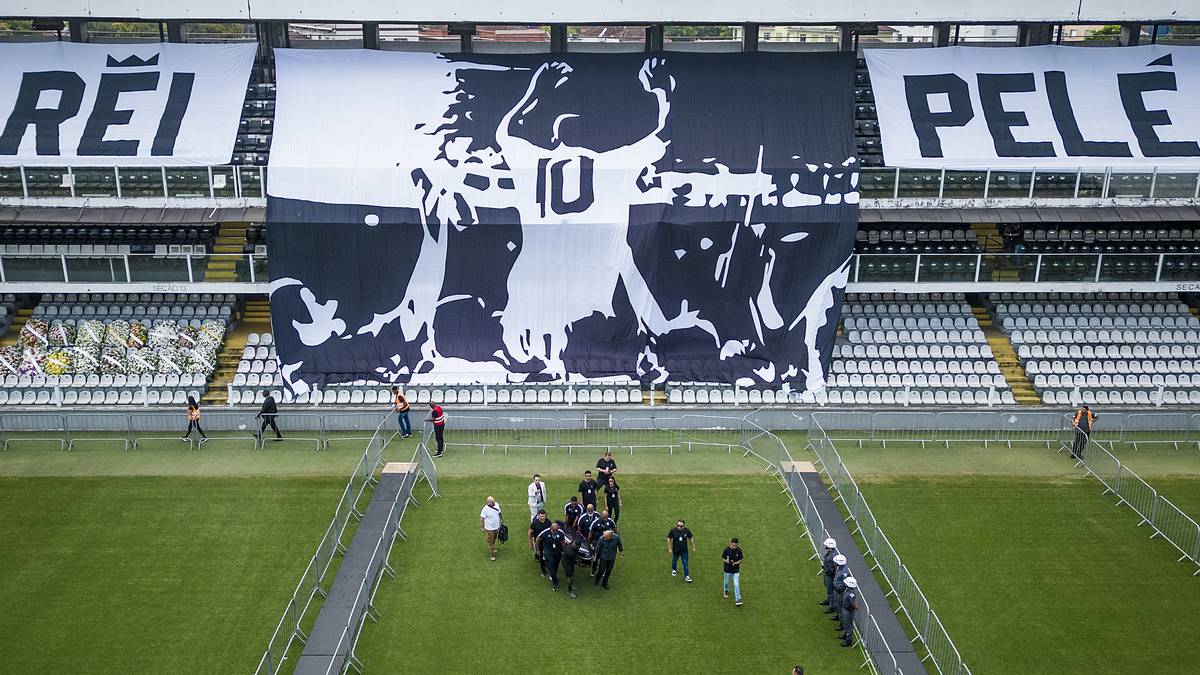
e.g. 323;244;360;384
564;496;583;529
838;577;860;647
528;510;551;576
829;554;849;623
536;521;567;592
818;538;839;611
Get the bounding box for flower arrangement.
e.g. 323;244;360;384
44;349;73;376
126;321;148;349
19;318;50;349
49;322;76;347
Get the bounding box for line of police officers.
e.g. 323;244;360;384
819;537;860;648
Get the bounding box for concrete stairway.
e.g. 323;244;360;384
203;298;272;405
203;222;251;282
0;308;32;347
970;223;1003;252
973;305;1040;405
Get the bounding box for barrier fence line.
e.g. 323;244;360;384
742;420;903;675
313;435;441;675
253;411;394;675
1059;424;1200;575
805;417;972;675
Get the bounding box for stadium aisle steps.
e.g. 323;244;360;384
204;222;252;282
204;298;270;405
970;223;1004;253
0;307;32;347
976;306;1039;405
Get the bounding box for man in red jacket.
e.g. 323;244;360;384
429;402;446;456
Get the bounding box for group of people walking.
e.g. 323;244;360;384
477;451;746;607
178;391;283;443
819;538;860;648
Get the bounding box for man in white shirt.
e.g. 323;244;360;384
480;496;503;561
527;473;547;520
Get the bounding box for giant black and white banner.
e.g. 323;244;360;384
865;45;1200;169
267;50;858;391
0;42;256;166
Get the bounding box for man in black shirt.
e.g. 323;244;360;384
536;521;567;591
722;538;744;606
564;496;583;529
596;450;617;485
603;478;622;523
576;503;598;542
561;528;582;598
592;529;623;590
255;391;282;441
666;520;696;582
527;510;551;576
589;509;616;577
578;470;600;509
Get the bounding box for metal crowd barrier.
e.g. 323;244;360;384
812;410;1067;448
748;420;904;675
1116;412;1200;450
1060;426;1200;575
807;417;973;675
254;412;393;675
420;413;744;455
0;410;380;452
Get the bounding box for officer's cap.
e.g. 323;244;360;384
845;577;858;588
833;554;847;565
823;538;837;548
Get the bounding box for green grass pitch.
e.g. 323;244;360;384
0;430;1198;674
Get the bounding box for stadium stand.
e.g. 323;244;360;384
993;292;1200;406
229;332;646;406
0;294;237;406
0;224;216;255
828;292;1013;406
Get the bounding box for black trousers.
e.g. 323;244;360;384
259;416;281;438
594;558;615;586
1072;429;1088;458
607;500;620;523
184;420;206;438
535;551;547;575
544;552;561;586
434;426;445;454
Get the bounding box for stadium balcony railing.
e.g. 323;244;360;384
859;166;1200;201
1;165;1198;203
1;251;1198;287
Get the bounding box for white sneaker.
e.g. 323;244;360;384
685;576;692;583
723;591;729;598
671;570;677;577
735;600;743;606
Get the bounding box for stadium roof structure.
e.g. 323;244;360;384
11;0;1200;23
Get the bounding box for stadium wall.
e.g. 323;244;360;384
10;0;1200;23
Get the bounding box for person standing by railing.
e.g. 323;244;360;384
428;401;446;456
1071;404;1097;460
819;538;839;612
830;554;848;620
392;386;412;438
837;577;859;648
